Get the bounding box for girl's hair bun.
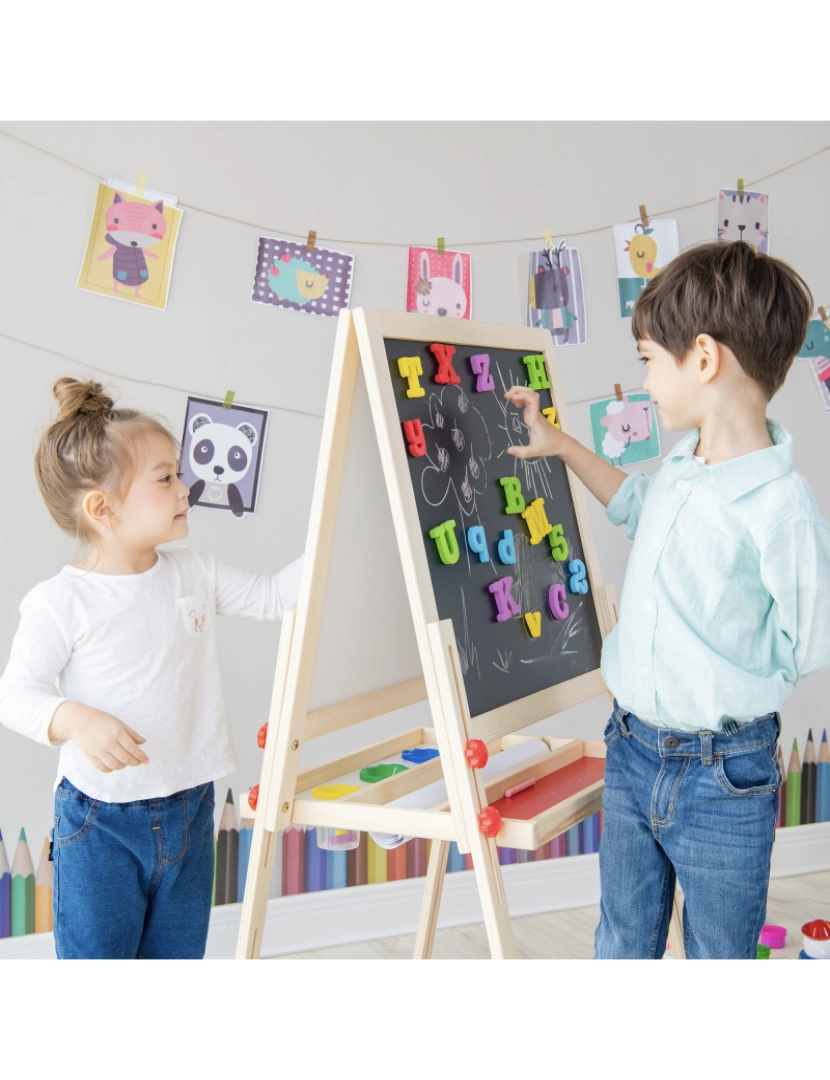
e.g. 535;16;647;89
53;377;114;421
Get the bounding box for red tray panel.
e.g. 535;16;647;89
491;756;605;821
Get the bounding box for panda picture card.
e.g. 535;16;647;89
180;396;269;518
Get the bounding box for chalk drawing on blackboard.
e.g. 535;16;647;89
493;649;513;674
490;361;555;501
520;603;585;666
456;588;481;681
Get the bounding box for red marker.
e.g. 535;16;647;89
504;778;536;798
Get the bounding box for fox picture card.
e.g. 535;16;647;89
180;396;269;519
716;187;770;253
589;392;661;467
526;240;586;345
251;236;354;318
797;318;830;412
77;176;183;311
611;218;679;319
406;246;472;320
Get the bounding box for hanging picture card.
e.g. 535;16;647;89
611;218;679;320
406;246;472;320
251;236;354;318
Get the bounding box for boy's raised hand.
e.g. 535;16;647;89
505;386;569;459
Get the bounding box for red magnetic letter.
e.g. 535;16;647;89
429;343;461;385
403;418;427;457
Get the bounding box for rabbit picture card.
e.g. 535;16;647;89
77;176;183;311
252;236;354;318
611;218;680;319
406;246;472;320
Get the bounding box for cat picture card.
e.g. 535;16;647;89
611;218;679;319
251;236;354;318
77;175;183;311
406;246;472;320
526;239;586;345
180;396;269;519
589;392;661;467
716;187;770;253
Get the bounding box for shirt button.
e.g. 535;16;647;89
640;665;649;675
644;603;653;613
676;480;687;491
664;736;681;750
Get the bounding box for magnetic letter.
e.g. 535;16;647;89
497;529;516;565
522;353;551;390
429;343;461;385
488;576;522;622
466;525;488;563
542;406;560;428
403;418;426;457
548;523;569;562
429;520;459;565
524;611;542;638
548;583;569;620
398;356;425;398
499;476;526;514
469;353;495;392
569;559;589;594
521;497;554;545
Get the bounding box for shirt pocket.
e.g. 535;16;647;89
178;590;212;639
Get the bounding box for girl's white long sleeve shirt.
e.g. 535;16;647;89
0;545;303;803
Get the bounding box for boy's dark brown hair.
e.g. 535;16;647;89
631;240;813;402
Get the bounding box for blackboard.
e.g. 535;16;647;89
384;336;603;718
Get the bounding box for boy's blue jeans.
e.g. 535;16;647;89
52;777;215;959
595;699;780;959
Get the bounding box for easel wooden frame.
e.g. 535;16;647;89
236;308;684;960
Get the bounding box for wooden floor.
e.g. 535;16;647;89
276;870;829;960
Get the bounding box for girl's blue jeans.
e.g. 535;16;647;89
52;777;215;959
595;699;781;959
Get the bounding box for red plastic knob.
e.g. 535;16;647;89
248;784;259;811
465;739;489;769
478;806;502;838
257;723;268;749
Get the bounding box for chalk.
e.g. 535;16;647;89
504;778;536;798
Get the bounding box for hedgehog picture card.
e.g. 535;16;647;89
716;187;770;253
77;176;184;311
589;392;661;467
526;240;586;345
180;396;269;519
611;218;679;319
406;247;472;320
251;236;354;318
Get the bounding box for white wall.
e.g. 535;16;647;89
1;121;829;849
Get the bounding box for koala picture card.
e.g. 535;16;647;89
526;240;586;345
611;218;680;319
251;236;354;318
180;396;269;518
716;188;770;253
588;392;661;467
406;246;472;320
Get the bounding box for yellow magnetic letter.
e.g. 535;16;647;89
542;406;560;428
522;497;553;545
524;611;542;638
397;356;425;398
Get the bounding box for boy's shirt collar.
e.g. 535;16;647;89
662;418;793;504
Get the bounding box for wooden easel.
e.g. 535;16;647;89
236;308;685;960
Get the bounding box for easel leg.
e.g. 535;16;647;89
667;885;686;960
236;816;280;959
413;840;450;959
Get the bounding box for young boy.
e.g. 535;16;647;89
506;240;830;959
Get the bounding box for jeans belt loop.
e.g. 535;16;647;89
700;731;713;765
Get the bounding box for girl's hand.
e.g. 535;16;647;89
49;701;149;773
504;386;570;459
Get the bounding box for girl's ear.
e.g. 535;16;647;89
82;491;115;529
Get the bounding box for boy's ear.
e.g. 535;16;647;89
82;491;116;528
694;334;721;385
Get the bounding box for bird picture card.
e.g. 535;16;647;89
406;246;472;320
180;396;269;519
589;392;661;466
251;237;354;318
77;175;183;311
526;239;586;345
797;318;830;412
611;218;680;319
716;187;770;253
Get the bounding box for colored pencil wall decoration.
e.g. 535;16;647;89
11;829;35;936
778;747;787;828
238;816;253;902
216;790;239;905
0;829;10;939
786;740;802;827
802;730;817;826
34;839;53;934
817;730;830;824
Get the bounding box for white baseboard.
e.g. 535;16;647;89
4;822;828;960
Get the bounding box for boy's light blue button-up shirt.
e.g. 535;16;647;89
601;418;830;731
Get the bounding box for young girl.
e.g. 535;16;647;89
0;377;303;959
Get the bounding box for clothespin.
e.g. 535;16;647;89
437;237;445;255
306;230;317;253
820;306;830;329
543;229;553;251
136;172;148;199
639;205;649;229
737;178;745;196
223;390;235;410
614;384;623;402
